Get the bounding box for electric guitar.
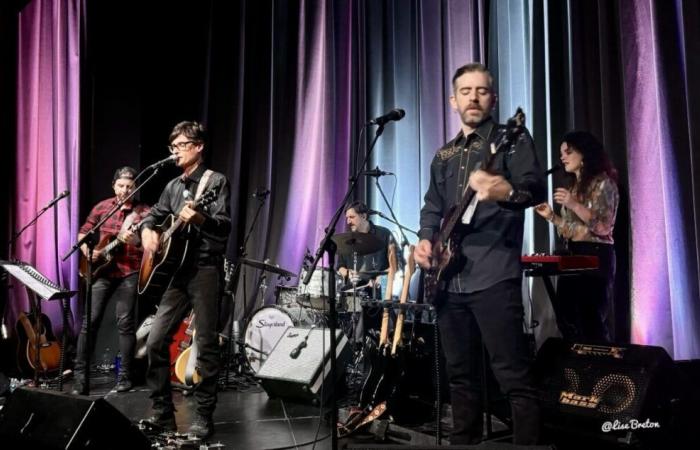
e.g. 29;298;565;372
340;244;414;437
138;190;217;299
173;313;201;386
423;108;527;305
363;246;414;411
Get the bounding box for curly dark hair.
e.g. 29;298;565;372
345;201;369;215
561;131;617;200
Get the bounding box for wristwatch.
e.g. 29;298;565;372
505;188;531;203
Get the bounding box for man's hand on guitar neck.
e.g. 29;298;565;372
468;169;513;201
179;201;205;226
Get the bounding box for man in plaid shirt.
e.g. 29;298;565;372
72;166;150;395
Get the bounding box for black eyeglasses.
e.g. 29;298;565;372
168;141;195;153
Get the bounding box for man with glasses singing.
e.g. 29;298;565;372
139;121;231;438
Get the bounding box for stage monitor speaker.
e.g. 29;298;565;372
256;326;350;403
0;387;150;449
534;338;686;446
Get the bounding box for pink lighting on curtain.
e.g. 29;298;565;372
12;0;82;334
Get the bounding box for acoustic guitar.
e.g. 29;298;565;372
15;311;61;375
423;108;527;305
138;190;216;299
79;222;138;280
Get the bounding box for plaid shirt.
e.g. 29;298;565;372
79;197;150;279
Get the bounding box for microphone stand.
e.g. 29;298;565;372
222;192;268;386
8;192;70;389
8;195;67;253
62;165;164;395
371;177;413;250
303;124;386;450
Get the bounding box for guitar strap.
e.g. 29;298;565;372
194;169;214;201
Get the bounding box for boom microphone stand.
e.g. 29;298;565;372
370;175;413;250
221;189;269;386
62;161;169;395
304;122;391;450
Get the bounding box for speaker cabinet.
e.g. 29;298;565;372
256;326;350;403
0;387;150;449
534;338;685;446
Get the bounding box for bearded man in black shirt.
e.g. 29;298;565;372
414;63;544;445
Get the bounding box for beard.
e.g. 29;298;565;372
460;107;487;127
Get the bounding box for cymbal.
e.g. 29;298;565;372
239;258;296;278
332;231;384;255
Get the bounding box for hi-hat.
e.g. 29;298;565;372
331;232;384;255
239;258;296;278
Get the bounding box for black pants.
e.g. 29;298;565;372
556;241;616;343
437;279;540;445
75;273;137;378
146;265;222;417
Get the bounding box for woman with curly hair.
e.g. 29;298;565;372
535;131;619;343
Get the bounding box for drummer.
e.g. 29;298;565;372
336;201;396;297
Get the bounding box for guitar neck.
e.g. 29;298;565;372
103;237;123;254
162;217;185;242
438;145;499;243
161;196;208;242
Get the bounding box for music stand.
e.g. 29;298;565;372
1;260;77;386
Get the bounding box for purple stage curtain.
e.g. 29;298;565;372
620;0;700;359
11;0;82;336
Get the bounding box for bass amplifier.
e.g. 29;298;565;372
534;338;686;446
256;326;350;403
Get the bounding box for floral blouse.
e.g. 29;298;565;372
556;175;619;244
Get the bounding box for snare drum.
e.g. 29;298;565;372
244;305;314;373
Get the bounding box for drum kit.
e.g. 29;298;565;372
236;231;387;374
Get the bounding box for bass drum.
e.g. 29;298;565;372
244;305;314;373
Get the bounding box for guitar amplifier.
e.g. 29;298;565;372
256;327;350;403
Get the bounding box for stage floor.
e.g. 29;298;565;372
83;373;334;449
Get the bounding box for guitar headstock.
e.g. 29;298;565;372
490;107;527;156
405;244;416;280
195;189;217;209
387;243;398;275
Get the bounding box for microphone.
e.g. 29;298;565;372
45;190;70;209
290;326;315;359
289;340;307;359
362;167;394;177
252;188;271;198
367;108;406;126
545;163;562;176
367;208;382;216
146;154;178;170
